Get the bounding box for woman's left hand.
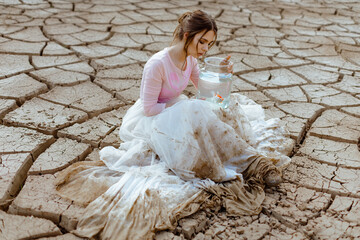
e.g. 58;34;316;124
220;55;233;74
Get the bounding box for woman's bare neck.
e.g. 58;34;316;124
168;44;187;70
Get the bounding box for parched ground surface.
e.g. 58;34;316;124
0;0;360;239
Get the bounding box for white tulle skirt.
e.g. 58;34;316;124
55;93;293;240
101;93;291;180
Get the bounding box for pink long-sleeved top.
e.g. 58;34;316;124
140;47;200;116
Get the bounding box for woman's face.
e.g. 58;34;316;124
186;30;215;58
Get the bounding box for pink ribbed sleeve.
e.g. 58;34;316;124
140;60;166;117
190;59;200;89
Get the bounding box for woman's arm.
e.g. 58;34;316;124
141;61;166;117
189;58;200;89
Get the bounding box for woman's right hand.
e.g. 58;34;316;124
220;55;233;74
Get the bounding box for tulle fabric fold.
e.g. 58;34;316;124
55;93;293;239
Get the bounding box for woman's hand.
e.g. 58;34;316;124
165;101;175;108
220;55;233;74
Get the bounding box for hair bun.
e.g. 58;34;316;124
178;11;192;23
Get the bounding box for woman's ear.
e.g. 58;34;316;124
184;32;189;40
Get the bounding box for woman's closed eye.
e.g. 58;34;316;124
199;39;213;49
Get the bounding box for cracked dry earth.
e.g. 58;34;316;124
0;0;359;239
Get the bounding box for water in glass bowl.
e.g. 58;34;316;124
197;70;232;108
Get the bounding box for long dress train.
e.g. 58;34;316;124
55;93;293;240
